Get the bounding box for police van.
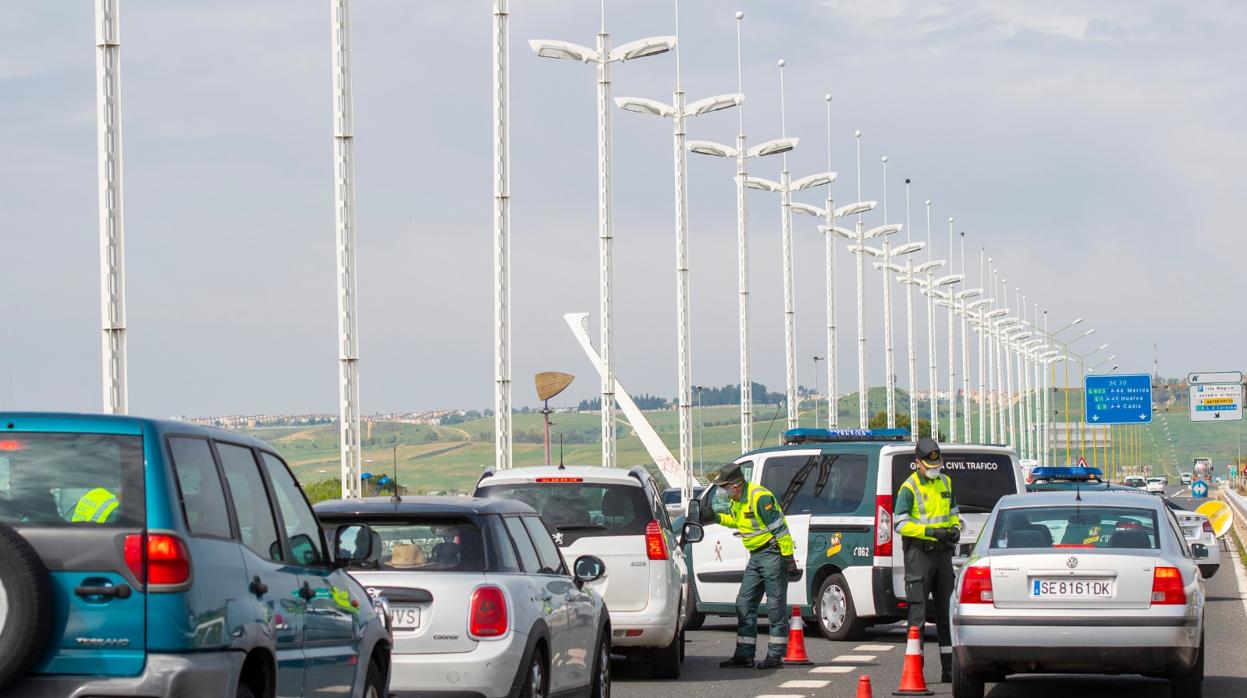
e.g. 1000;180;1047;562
686;428;1025;640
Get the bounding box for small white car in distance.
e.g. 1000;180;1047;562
316;496;612;698
951;491;1208;698
1180;472;1193;485
1146;477;1166;495
475;466;703;679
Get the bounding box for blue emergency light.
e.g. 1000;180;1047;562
782;427;910;444
1030;466;1103;482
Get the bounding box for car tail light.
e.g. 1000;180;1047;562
469;586;508;638
124;533;190;587
646;521;669;560
875;495;893;557
959;565;994;604
0;439;24;451
1151;566;1186;605
1202;520;1213;535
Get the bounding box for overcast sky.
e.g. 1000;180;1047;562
3;0;1245;417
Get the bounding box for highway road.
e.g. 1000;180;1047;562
616;486;1247;698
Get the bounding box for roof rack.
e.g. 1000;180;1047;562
782;427;910;445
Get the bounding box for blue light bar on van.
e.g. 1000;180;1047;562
782;428;910;444
1030;466;1103;482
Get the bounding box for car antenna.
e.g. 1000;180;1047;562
1075;481;1082;502
558;434;565;469
390;444;402;504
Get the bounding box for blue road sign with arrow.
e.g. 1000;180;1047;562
1084;373;1153;425
1191;480;1209;499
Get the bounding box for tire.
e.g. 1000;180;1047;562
812;573;865;641
519;648;548;698
363;656;386;698
589;629;611;698
650;629;682;679
0;523;53;690
236;684;257;698
684;609;706;631
1171;632;1204;698
951;651;984;698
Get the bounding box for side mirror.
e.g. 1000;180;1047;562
680;521;705;546
573;555;606;584
334;524;380;569
1191;543;1209;560
686;498;702;525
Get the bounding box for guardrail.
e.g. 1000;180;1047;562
1224;485;1247;520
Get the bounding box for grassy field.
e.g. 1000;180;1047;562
237;382;1246;496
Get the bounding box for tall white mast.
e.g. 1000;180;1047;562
96;0;128;415
492;0;513;469
824;96;838;427
881;157;896;428
946;217;957;443
777;59;798;431
331;0;362;497
854;131;868;427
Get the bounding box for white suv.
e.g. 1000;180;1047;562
475;466;703;679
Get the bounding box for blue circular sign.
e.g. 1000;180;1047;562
1191;480;1208;498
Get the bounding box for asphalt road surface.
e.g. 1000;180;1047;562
615;485;1247;698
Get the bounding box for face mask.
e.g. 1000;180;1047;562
923;466;942;479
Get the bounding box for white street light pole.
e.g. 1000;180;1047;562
331;0;362;497
977;247;988;442
882;157;896;428
530;5;675;467
615;2;740;490
904;180;917;439
925;201;939;437
492;0;513;470
945;217;959;443
96;0;128;415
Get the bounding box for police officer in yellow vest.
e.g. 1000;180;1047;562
895;436;961;682
704;462;798;669
72;487;120;524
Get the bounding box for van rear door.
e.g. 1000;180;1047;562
0;421;147;676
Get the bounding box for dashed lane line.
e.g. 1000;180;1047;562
756;694;805;698
779;680;831;689
830;654;876;663
809;666;856;674
852;644;894;652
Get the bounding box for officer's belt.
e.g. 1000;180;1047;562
902;537;951;553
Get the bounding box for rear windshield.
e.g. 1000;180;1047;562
476;481;651;543
0;433;144;527
337;518;486;572
891;452;1018;514
990;506;1160;549
764;454;870;516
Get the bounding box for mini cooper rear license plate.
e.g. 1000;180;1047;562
389;606;422;630
1031;578;1113;598
1182;527;1197;537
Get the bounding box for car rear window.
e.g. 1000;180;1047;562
341;518;486;572
476;481;652;543
0;433;144;527
763;454;870;515
990;506;1160;549
891;452;1018;514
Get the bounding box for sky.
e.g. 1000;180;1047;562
2;0;1246;418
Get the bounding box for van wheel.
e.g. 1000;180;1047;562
0;523;53;691
813;573;865;641
650;629;682;679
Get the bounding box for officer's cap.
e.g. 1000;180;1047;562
712;462;747;485
915;436;943;464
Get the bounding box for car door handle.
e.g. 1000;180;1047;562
75;584;132;599
249;576;269;596
299;582;316;601
732;532;741;537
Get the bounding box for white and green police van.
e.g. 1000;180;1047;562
686;428;1024;640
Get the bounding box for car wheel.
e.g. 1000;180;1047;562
235;684;256;698
519;648;547;698
1170;632;1204;698
0;523;53;691
589;630;611;698
684;610;705;631
650;629;682;679
951;651;984;698
363;656;386;698
813;573;865;641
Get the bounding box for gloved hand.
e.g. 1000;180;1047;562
926;527;952;543
783;555;800;581
699;503;716;525
948;526;962;546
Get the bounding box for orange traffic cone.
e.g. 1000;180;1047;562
781;606;813;665
893;625;933;696
856;675;874;698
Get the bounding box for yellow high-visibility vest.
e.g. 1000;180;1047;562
72;487;119;524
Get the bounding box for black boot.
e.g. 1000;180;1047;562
756;657;784;670
940;658;952;683
719;656;755;668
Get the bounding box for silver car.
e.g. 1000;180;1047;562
1163;497;1221;578
316;497;611;698
951;491;1208;698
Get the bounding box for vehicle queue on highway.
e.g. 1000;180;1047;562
0;413;1231;698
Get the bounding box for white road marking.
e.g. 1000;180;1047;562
1229;530;1247;621
852;644;894;651
778;680;830;688
831;654;876;662
755;694;805;698
810;665;857;674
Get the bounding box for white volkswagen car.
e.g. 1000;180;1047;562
951;491;1208;698
316;496;611;698
475;466;702;679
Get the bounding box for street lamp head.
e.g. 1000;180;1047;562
747;137;798;159
1071;317;1084;326
824;93;832;102
687;93;745;116
1083;328;1096;337
948;217;954;223
736;10;744;19
881;155;888;163
777;58;786;67
925;199;931;206
610;36;678;62
905;178;911;184
529;39;599;63
855;129;862;138
793;171;838;190
687;140;736;158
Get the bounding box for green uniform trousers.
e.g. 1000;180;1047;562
733;547;789;659
903;538;955;671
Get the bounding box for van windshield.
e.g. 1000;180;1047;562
763;454;870;516
891;452;1018;514
0;433;144;527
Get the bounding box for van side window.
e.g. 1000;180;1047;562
168;437;233;538
259;452;325;567
216;442;283;562
762;454;869;516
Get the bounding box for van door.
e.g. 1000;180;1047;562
689;483;750;605
1;427;147;676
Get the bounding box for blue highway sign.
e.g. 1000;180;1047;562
1191;480;1209;499
1084;373;1153;425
